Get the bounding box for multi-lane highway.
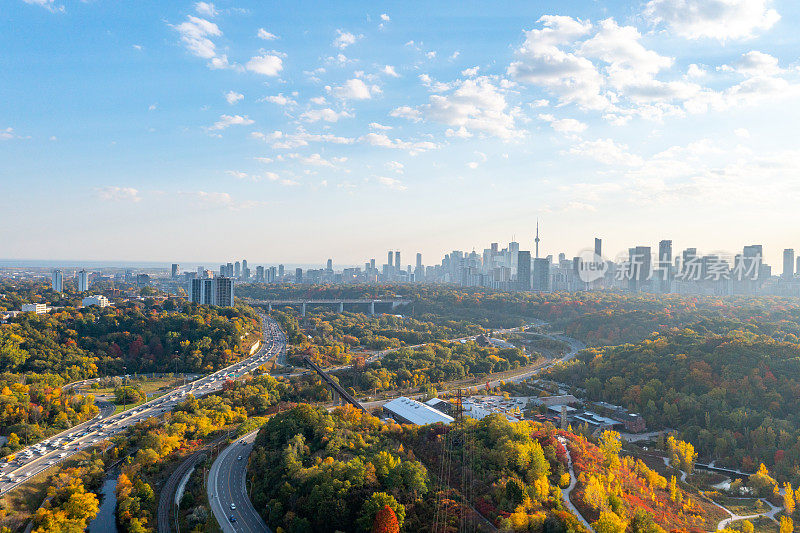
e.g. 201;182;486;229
207;430;270;533
0;314;285;496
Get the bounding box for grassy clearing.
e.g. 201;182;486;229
710;494;768;516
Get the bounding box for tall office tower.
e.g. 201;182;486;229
269;266;277;283
243;266;251;281
558;253;566;263
743;245;765;280
395;251;401;272
256;265;265;281
326;258;333;271
226;263;234;277
517;251;531;290
659;240;672;267
628;246;652;290
594;238;602;257
491;242;499;253
77;270;89;292
797;257;800;277
295;267;303;283
234;261;241;278
370;258;375;271
532;257;550;291
171;264;180;278
278;264;284;278
784;249;795;279
242;259;248;272
416;253;422;269
534;220;541;259
51;269;63;293
387;251;393;268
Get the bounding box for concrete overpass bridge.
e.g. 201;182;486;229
302;355;366;411
244;298;411;316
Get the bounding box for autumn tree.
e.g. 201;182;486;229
371;505;399;533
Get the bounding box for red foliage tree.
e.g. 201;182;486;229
371;505;399;533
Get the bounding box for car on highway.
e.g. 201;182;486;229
230;503;236;510
229;515;237;523
237;455;242;461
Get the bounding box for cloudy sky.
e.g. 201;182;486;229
2;0;800;267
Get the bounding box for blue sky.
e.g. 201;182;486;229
2;0;800;267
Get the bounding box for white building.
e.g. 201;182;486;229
52;269;63;293
82;295;110;308
78;270;89;292
382;396;454;426
21;303;48;315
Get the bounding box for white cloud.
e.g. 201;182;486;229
734;128;750;138
382;65;400;77
377;176;407;191
225;91;244;104
333;78;378;100
361;133;438;154
385;161;404;173
246;54;283;76
299;108;352;123
461;66;480;77
333;29;360;49
253;129;355;149
370;122;393;130
380;14;390;22
280;153;346;168
257;28;278;40
1;127;19;140
195;2;217;17
568;138;643;166
185;191;263;209
309;96;327;105
261;93;296;106
538;113;588;134
643;0;780;41
390;106;422;122
96;186;141;202
22;0;64;13
724;50;783;76
172;16;231;69
208;114;255;130
507;15;606;110
417;76;523;139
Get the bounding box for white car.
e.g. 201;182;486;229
230;503;236;510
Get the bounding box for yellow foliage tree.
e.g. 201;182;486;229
779;516;793;533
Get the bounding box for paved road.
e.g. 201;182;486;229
207;430;270;533
0;314;284;496
558;436;594;531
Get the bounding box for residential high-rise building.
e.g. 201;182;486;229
326;258;333;271
796;257;800;277
295;267;303;283
242;259;248;272
517;251;531;290
278;264;284;278
171;263;180;278
256;265;265;281
659;240;672;267
78;270;89;292
594;238;602;258
188;277;234;307
51;269;63;293
784;249;795;279
234;261;241;278
394;251;401;272
369;259;376;271
387;251;393;268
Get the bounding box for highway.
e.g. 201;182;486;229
207;430;270;533
0;314;285;497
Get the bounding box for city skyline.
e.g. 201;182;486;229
3;1;800;265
